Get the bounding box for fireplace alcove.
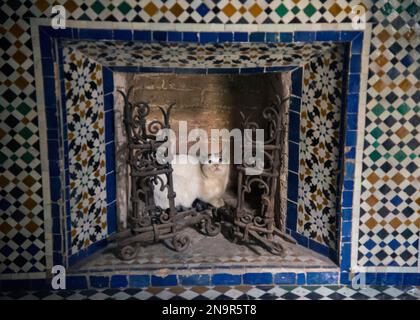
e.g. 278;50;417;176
50;33;352;280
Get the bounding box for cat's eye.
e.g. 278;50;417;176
208;160;212;164
219;157;222;162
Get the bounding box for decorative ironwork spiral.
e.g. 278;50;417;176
172;233;191;252
202;215;221;236
240;213;254;224
119;244;139;261
151;175;169;192
159;211;171;224
253;216;266;227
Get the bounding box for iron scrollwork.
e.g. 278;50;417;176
112;87;221;260
112;87;294;260
224;95;296;256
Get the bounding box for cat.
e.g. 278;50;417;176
153;154;229;210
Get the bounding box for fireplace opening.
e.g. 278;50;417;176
69;70;339;272
118;72;290;225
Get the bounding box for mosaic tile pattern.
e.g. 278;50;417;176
65;40;335;68
37;0;359;24
0;1;45;274
0;0;419;275
63;48;108;253
1;286;418;300
297;45;345;250
357;1;420;267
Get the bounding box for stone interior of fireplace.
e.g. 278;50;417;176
69;71;338;272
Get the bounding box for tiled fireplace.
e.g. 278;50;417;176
23;22;362;285
1;1;419;289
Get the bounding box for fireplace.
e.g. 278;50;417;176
39;28;354;280
111;70;293;258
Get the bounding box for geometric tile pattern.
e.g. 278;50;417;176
63;48;108;254
0;0;419;275
357;1;420;267
297;45;345;250
65;40;335;68
1;286;419;300
33;1;358;24
0;1;45;274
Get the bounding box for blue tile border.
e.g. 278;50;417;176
307;272;339;285
89;275;110;288
110;275;129;288
212;273;241;286
2;270;417;290
243;273;273;285
129;275;150;287
179;274;210;286
274;273;296;285
151;275;178;287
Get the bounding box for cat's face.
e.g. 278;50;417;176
201;154;229;177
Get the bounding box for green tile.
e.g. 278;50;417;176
91;1;105;14
17;103;31;116
371;127;383;139
394;150;407;161
397;103;410;115
275;4;289;17
118;2;131;15
22;151;35;164
303;3;316;17
291;6;300;15
19;127;33;140
372;104;385;116
381;3;394;16
369;150;381;162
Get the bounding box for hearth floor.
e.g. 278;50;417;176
70;228;337;272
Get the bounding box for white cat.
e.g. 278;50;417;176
153;154;229;209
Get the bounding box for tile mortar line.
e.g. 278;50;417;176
31;18;365;34
30;19;52;278
350;22;371;273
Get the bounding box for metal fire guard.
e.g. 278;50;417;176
112;87;294;260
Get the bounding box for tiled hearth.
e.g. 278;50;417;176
71;228;336;271
1;1;418;292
